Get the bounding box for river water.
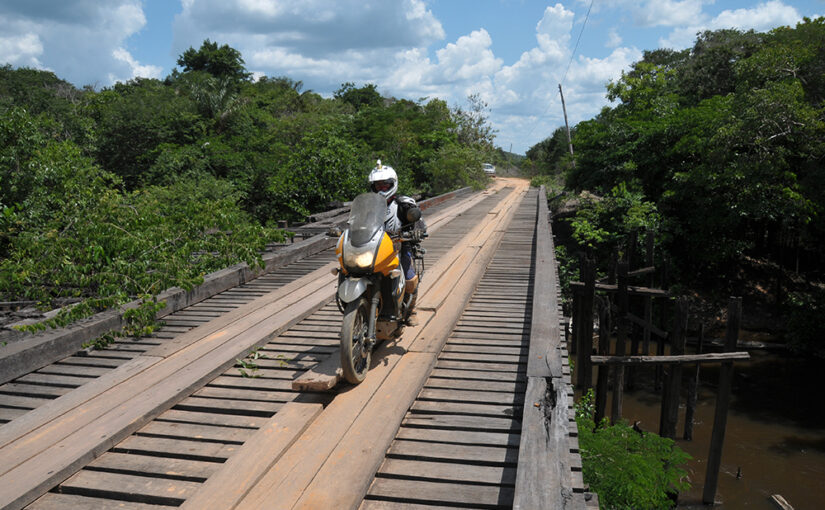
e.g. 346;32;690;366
584;347;825;509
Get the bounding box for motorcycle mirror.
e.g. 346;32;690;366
406;207;421;223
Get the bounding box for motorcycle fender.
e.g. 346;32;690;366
338;277;369;304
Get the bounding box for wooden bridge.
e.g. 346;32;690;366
0;179;590;509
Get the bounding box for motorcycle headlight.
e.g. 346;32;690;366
343;244;376;271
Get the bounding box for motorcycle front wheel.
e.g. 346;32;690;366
340;297;371;384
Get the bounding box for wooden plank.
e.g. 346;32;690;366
570;281;669;297
113;435;239;460
442;344;527;355
0;383;73;399
137;421;256;444
360;500;462;510
434;360;523;372
423;378;525;393
173;396;283;416
411;400;521;417
401;414;521;433
388;438;519;464
429;367;525;382
395;427;520;447
770;494;795;510
591;352;750;365
179;402;322;510
0;407;28;423
0;394;53;409
156;409;267;429
88;451;220;480
513;376;576;510
377;457;516;485
365;477;514;507
418;388;523;405
58;469;201;504
28;493;169;510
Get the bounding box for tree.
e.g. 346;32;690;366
177;39;251;83
334;82;383;111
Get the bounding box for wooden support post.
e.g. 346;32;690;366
611;261;629;424
703;297;742;505
594;297;610;425
576;257;595;389
570;290;579;356
684;323;704;441
660;298;688;438
643;232;654;356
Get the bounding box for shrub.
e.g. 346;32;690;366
576;390;691;509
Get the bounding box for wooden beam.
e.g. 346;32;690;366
624;312;667;339
703;297;742;504
591;352;750;365
570;281;668;297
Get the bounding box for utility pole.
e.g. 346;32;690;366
558;83;575;168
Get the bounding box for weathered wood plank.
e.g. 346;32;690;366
389;438;519;464
179;402;322;510
591;352;750;365
58;469;201;504
514;376;577;510
378;457;516;485
88;451;220;479
395;427;520;447
28;493;169;510
365;477;514;507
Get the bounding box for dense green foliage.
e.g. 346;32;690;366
0;39;496;333
529;18;825;353
576;391;691;509
563;19;825;279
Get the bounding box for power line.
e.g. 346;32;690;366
561;0;594;88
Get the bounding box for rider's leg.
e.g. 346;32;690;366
400;247;418;325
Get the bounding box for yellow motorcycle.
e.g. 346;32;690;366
333;192;424;384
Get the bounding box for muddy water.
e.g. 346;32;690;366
587;349;825;509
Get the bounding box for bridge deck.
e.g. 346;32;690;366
0;179;587;510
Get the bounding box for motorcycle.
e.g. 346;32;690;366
333;192;426;384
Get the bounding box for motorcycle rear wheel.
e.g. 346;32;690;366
340;297;370;384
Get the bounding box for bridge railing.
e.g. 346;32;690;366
514;185;591;509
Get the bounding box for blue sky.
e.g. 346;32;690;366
2;1;823;154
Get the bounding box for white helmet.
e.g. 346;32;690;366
368;159;398;199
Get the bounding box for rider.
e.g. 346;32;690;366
368;160;423;325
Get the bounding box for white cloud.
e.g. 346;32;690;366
0;32;43;67
606;28;623;48
660;0;802;49
634;0;708;27
110;47;163;84
0;0;158;86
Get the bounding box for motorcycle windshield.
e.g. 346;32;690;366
348;192;386;247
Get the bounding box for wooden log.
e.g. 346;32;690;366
594;299;610;425
684;323;704;441
570;281;669;297
770;494;795;510
628;266;656;278
590;352;750;365
610;261;629;425
703;297;742;505
575;257;594;389
660;298;687;439
625;312;667;339
642;232;654;356
526;187;563;379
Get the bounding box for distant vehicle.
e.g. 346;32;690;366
482;163;496;177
